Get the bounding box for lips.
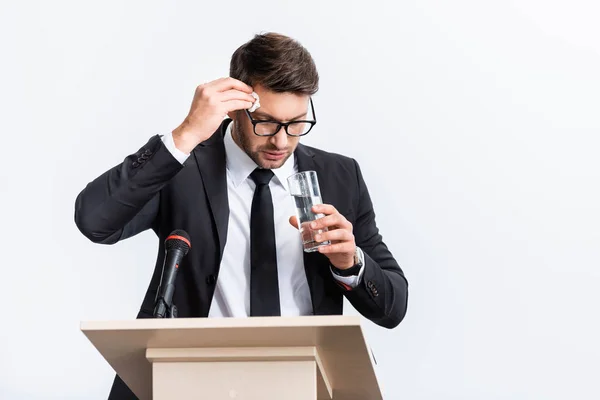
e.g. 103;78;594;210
263;151;287;160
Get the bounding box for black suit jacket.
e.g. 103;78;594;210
74;119;408;399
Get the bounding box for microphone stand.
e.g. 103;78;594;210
168;304;178;318
153;298;178;318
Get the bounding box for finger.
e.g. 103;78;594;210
222;100;254;112
318;242;355;254
312;204;337;216
315;229;353;243
311;213;350;231
289;215;299;229
210;77;253;93
218;89;256;103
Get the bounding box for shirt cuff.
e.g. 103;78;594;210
329;247;366;289
162;131;190;164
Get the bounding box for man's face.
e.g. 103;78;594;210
229;85;310;170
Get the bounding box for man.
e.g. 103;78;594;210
75;32;408;399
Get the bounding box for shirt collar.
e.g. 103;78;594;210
224;121;296;190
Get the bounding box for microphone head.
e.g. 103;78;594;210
165;229;191;255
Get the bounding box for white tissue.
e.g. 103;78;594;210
248;91;261;112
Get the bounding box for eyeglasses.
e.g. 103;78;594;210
244;98;317;137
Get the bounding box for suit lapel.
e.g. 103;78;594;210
192;120;231;259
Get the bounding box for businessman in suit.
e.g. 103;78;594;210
75;32;408;399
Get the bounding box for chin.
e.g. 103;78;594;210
259;159;286;170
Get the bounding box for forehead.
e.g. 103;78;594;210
252;86;310;120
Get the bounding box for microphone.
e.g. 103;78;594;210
153;229;191;318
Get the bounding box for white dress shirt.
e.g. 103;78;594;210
162;122;364;317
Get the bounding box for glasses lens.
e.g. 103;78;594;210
255;122;280;136
287;122;312;136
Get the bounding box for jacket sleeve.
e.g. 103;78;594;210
342;159;409;329
74;135;184;244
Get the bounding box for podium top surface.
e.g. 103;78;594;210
81;315;381;400
81;315;362;331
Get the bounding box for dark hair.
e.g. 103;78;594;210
230;32;319;95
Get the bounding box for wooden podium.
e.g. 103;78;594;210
81;315;382;400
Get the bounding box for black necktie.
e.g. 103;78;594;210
249;168;281;316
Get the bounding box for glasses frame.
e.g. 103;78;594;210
244;97;317;137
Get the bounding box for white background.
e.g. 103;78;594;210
1;0;599;399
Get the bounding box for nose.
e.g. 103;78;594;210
268;126;288;150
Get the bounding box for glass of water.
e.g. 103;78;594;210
287;170;331;252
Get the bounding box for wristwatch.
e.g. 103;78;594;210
331;247;364;277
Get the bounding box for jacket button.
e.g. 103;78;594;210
206;275;216;285
144;149;152;156
132;161;139;168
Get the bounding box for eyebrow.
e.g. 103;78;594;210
252;111;308;121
